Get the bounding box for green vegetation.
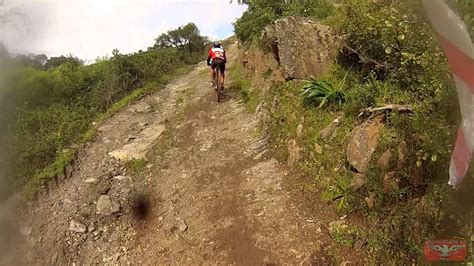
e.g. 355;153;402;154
234;0;473;262
234;0;334;44
0;23;207;197
125;159;147;174
302;78;345;108
228;64;258;112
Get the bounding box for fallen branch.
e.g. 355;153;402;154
358;104;413;118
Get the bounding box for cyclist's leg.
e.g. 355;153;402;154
221;63;226;89
210;66;216;86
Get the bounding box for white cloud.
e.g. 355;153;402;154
1;0;246;59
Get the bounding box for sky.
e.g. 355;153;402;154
0;0;247;61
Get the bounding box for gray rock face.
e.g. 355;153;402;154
262;16;339;80
96;195;120;216
346;116;384;173
109;124;165;161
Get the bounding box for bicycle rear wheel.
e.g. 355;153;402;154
216;68;222;102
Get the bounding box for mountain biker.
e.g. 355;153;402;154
207;41;226;90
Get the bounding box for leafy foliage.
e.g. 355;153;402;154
1;24;207;192
302;78;345;108
234;0;334;44
154;23;208;54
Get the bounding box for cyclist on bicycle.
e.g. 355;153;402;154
207;41;227;90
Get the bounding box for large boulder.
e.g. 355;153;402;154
261;16;339;80
346;116;384;173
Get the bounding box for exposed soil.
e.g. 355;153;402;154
2;43;359;265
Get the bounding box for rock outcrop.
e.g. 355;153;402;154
346;116;384;173
261;16;339;80
109;124;166;161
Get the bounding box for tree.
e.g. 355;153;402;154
154;23;207;53
11;54;46;69
44;55;82;70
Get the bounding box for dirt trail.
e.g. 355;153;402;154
7;43;343;265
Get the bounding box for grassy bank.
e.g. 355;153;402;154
231;1;473;261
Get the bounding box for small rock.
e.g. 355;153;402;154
146;164;153;169
69;220;87;233
320;115;343;140
20;226;32;237
88;224;96;233
253;149;268;161
104;253;120;262
287;139;302;167
85;178;98;183
377;149;392;170
113;175;130;181
354;239;365;250
296;124;304;137
178;219;188;232
314;143;323;155
349;174;366;191
133;102;152;113
383;172;400;194
97;179;112;195
96;195;120;216
365;193;375;209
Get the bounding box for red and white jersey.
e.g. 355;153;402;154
208;47;226;61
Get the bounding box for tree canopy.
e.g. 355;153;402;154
154;23;208;53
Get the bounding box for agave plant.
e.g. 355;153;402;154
302;78;346;108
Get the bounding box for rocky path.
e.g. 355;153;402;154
6;43;342;265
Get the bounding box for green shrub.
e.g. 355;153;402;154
2;24;207;194
234;0;334;44
302;78;346;108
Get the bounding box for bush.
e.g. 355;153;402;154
302;78;345;108
234;0;334;44
1;24;207;193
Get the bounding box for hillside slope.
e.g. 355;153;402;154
3;42;363;265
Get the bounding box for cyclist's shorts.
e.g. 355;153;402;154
211;58;226;72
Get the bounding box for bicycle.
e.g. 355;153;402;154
214;68;223;103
